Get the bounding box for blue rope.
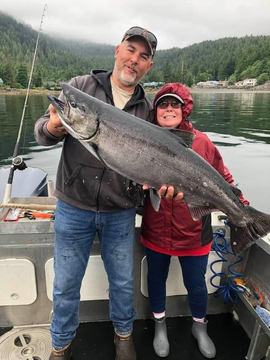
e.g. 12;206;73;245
210;229;246;304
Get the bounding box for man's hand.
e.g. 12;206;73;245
143;184;183;202
46;104;68;137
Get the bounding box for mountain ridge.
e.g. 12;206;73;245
0;11;269;87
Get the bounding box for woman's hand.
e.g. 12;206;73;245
143;184;183;201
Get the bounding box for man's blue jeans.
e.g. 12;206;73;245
51;199;136;350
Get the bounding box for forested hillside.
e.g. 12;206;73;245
1;11;270;88
0;12;115;88
152;36;270;86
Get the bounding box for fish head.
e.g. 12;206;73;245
47;83;99;140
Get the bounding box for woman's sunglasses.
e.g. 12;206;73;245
157;101;182;109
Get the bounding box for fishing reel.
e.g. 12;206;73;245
12;156;27;171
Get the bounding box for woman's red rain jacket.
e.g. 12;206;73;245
140;83;249;256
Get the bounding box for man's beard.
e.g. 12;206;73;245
114;63;140;87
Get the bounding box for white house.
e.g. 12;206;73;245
243;78;257;86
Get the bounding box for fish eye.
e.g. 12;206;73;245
70;101;76;108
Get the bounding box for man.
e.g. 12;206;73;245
35;26;181;360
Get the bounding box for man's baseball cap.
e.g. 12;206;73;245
122;26;157;57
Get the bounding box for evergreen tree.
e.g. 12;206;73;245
16;63;28;87
3;57;15;87
228;74;237;85
33;69;43;87
163;60;174;83
257;73;269;85
178;60;186;84
185;71;194;87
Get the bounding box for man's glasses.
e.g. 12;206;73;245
157;101;182;109
122;26;157;49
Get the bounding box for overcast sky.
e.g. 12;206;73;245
1;0;270;50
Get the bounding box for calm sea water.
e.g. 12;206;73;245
0;91;270;212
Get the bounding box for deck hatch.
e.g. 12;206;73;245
0;258;37;306
45;255;110;301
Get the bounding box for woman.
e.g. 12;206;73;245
140;83;249;358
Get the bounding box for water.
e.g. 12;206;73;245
0;91;270;213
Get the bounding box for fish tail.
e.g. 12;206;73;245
230;205;270;255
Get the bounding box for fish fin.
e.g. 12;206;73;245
187;204;218;221
85;143;109;168
168;129;195;148
149;189;161;212
161;128;195;148
230;185;242;197
229;205;270;255
160;128;192;147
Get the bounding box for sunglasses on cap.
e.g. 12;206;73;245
157;101;182;109
122;26;157;55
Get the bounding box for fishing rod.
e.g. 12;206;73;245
2;4;48;204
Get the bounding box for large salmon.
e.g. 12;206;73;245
47;83;270;255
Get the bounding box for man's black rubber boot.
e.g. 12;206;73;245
49;343;72;360
153;317;170;357
114;332;137;360
192;320;216;358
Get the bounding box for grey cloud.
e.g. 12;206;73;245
1;0;269;50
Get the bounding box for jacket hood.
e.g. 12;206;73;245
91;69;148;106
153;83;193;121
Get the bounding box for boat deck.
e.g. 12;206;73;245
0;313;249;360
